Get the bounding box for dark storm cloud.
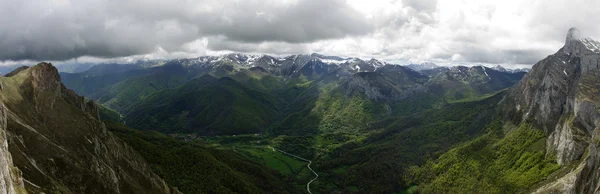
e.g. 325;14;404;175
2;0;599;67
0;0;373;61
196;0;374;43
0;0;200;61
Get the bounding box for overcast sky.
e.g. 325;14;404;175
1;0;599;68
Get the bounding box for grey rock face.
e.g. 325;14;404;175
547;115;589;165
342;72;419;101
0;104;26;194
338;63;522;103
509;52;579;135
575;127;600;194
507;28;600;193
341;68;428;102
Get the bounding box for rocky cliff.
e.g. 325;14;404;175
0;63;178;193
341;71;426;101
506;28;600;193
0;103;26;194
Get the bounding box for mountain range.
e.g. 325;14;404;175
405;62;440;71
0;28;599;193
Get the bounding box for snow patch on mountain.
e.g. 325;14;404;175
405;62;439;71
319;58;348;65
481;66;490;79
581;38;600;53
491;65;530;73
368;59;387;69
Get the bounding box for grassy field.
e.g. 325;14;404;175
242;147;308;176
201;134;315;189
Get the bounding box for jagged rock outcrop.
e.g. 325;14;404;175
0;103;26;194
341;71;426;101
505;28;600;193
426;66;525;98
338;63;524;103
405;62;439;71
0;63;179;193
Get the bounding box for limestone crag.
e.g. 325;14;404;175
0;63;179;194
0;103;26;194
506;28;600;193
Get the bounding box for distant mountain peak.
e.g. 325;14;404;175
490;65;529;73
421;62;437;66
309;53;348;65
492;65;507;72
367;58;387;68
405;62;439;71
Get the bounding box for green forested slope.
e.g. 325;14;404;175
106;121;299;194
79;61;533;193
125;75;281;135
410;122;559;193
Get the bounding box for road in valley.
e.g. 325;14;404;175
268;146;319;194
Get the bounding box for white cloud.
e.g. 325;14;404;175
303;0;600;67
1;0;599;68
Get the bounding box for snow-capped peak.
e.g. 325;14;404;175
491;65;507;72
405;62;439;71
368;58;387;68
319;59;347;65
212;53;270;65
481;66;490;79
490;65;530;73
309;53;351;65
